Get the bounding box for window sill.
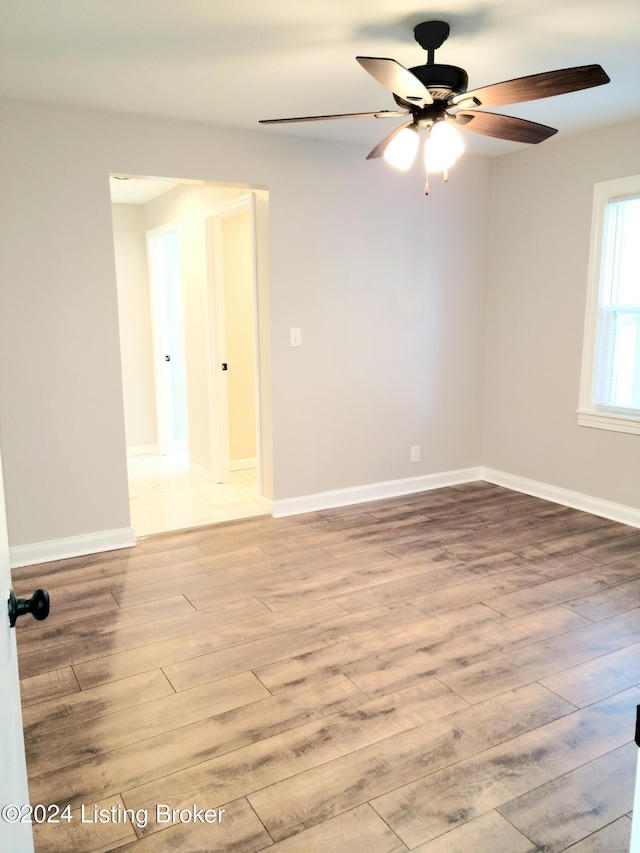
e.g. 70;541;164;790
577;409;640;435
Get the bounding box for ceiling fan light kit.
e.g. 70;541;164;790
425;121;465;172
260;21;610;195
383;125;419;170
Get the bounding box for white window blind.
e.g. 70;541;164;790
579;175;640;434
593;195;640;410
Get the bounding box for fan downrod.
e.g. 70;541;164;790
413;21;450;64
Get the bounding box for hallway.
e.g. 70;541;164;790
127;451;267;537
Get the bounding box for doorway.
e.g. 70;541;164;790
205;195;260;490
110;177;270;537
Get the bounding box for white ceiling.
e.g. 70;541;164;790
3;0;640;159
109;176;182;204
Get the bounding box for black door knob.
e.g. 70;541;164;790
8;588;50;628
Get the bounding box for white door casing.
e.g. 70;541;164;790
0;448;34;852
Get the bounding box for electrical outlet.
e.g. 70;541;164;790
411;445;421;463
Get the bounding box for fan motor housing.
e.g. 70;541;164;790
396;63;468;106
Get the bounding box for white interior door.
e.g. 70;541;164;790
632;727;640;851
147;225;189;456
0;451;34;852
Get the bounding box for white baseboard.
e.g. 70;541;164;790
126;444;160;457
11;468;636;569
256;495;274;514
189;462;219;483
10;527;136;569
482;468;640;529
190;460;258;481
231;457;257;472
271;465;640;529
271;467;484;518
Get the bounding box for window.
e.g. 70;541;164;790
579;174;640;434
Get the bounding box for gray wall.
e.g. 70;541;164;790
0;98;492;550
112;202;157;451
4;95;635;557
484;119;640;508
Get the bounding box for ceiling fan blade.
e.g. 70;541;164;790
357;57;434;106
451;64;609;108
259;109;408;124
366;120;414;160
455;111;557;144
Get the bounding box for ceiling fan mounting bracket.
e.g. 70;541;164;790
414;21;450;64
406;20;468;99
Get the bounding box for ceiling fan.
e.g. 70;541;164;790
259;21;610;193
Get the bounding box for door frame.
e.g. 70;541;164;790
204;193;262;491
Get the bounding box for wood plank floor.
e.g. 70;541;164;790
12;482;640;852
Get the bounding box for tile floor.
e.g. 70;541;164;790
127;450;268;537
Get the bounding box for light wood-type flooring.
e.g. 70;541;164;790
12;482;640;852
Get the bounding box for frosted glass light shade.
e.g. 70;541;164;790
424;121;464;172
383;127;419;170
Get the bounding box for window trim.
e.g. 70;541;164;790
578;174;640;435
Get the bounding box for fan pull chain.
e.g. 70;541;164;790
444;169;449;182
424;127;430;195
